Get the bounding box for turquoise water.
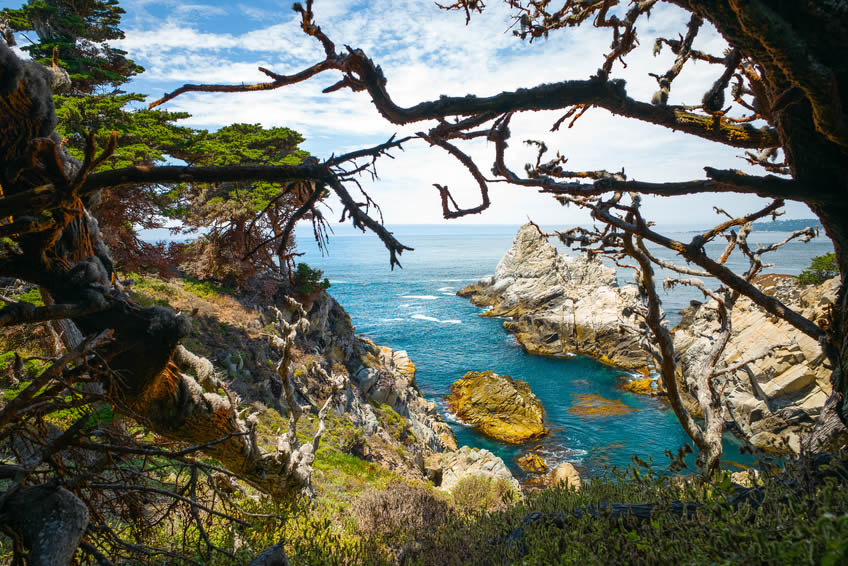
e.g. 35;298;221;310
296;224;833;479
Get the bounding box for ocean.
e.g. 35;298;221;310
295;224;833;479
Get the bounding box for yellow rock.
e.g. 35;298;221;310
445;370;547;443
622;378;654;395
517;453;548;474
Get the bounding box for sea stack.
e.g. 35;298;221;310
458;222;650;371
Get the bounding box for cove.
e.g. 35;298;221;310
297;224;831;478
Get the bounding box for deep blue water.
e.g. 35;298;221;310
295;224;834;479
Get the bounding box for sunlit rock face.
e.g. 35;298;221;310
445;370;547;444
431;446;521;494
673;274;838;455
458;223;651;372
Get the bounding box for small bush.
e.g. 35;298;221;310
293;262;331;296
798;252;839;285
353;483;450;543
451;475;519;515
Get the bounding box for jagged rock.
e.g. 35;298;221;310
431;446;521;493
445;370;547;443
458;223;650;371
548;462;581;490
622;377;655;395
673;274;838;455
282;292;458;481
517;453;548;474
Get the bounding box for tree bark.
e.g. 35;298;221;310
0;40;315;504
0;486;89;566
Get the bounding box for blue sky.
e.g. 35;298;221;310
4;0;814;227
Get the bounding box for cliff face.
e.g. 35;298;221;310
295;292;519;487
458;223;651;371
673;274;838;454
283;293;458;466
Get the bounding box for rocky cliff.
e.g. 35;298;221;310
673;274;838;454
296;293;521;487
276;292;459;475
458;223;651;371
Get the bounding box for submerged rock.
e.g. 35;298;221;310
673;274;838;455
432;445;521;493
568;393;636;418
458;223;650;371
445;370;547;443
548;462;581;490
517;453;548;474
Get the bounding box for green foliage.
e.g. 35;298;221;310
3;0;143;93
797;252;839;285
209;458;848;565
182;277;233;300
293;262;331;296
7;287;44;306
54;93;192;169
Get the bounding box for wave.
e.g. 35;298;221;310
401;295;439;300
442;410;472;427
437;277;487;282
541;446;589;464
437;286;455;292
411;314;462;324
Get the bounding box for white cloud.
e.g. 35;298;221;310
115;0;799;227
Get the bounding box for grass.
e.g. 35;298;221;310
182;277;234;300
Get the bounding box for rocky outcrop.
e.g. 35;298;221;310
351;339;458;453
445;370;547;443
458;223;650;371
673;274;838;454
548;462;581;490
429;446;521;493
273;292;458;481
517;453;548;474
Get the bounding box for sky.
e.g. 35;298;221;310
5;0;814;228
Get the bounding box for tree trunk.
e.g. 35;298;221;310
0;486;89;566
0;41;312;503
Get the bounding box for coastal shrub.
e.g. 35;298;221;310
797;252;839;285
352;482;451;555
450;475;520;515
375;403;414;444
293;262;331;295
413;457;848;566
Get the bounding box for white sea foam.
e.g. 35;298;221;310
437;286;455;292
401;295;439;300
442;410;471;426
411;314;462;324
